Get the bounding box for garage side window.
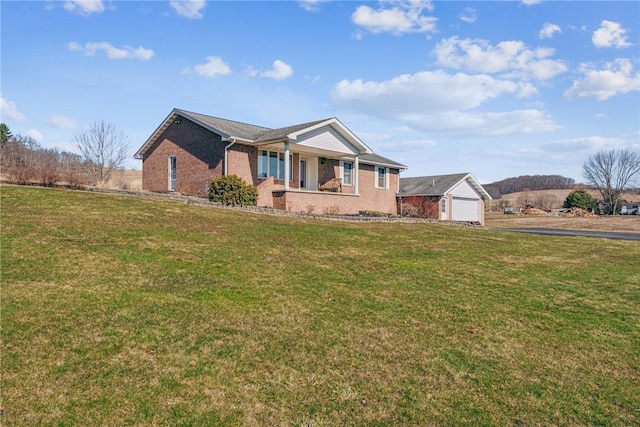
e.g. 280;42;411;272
441;198;446;213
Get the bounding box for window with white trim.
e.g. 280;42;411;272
341;161;353;186
258;150;292;181
441;198;447;213
375;166;388;189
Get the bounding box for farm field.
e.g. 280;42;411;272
2;186;639;426
485;211;640;232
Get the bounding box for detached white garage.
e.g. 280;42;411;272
398;173;492;225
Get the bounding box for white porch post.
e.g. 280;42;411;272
354;155;359;195
284;141;290;190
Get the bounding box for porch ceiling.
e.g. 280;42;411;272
258;142;357;158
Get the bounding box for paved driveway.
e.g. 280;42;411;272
492;228;640;241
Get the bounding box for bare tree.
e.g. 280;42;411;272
534;193;559;211
73;121;130;187
582;149;640;215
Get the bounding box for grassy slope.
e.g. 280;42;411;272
2;186;639;426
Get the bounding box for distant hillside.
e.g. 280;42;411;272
485;175;576;198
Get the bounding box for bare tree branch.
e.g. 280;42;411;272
582;149;640;215
73;121;130;187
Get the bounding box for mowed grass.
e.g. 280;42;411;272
2;186;639;426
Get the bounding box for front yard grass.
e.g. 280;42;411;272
2;186;639;425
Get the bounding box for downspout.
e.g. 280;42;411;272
354;155;359;195
224;138;237;176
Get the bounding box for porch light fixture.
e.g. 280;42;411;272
320;157;326;164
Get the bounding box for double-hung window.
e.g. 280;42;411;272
341;161;353;186
258;150;292;181
375;167;388;189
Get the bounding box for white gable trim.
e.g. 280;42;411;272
287;118;373;155
446;174;492;200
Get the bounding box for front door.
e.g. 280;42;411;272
299;159;307;189
169;156;176;191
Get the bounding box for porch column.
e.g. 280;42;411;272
284;141;290;190
354;155;359;195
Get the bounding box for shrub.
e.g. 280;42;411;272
208;175;258;206
401;204;419;217
563;189;597;211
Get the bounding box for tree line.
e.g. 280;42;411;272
484;174;576;198
0;121;130;188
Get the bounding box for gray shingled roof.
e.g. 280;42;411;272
399;173;470;196
360;153;406;169
253;119;330;142
137;108;407;168
178;109;271;140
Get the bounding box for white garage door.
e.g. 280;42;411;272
452;197;480;222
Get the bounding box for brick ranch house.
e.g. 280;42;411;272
135;108;407;215
398;173;492;225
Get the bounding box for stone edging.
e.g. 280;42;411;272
83;186;483;228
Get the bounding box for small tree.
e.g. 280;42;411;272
208;175;258;206
563;189;596;211
582;149;640;215
73;121;130;187
534;193;559;210
0;123;12;144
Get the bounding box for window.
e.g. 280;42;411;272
168;156;176;192
376;167;387;189
341;161;353;186
258;150;292;181
441;198;447;213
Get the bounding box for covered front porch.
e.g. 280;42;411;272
272;188;360;214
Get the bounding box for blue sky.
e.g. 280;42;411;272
2;0;639;183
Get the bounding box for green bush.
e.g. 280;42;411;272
563;189;597;211
208;175;258;206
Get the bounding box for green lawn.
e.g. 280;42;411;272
2;186;639;426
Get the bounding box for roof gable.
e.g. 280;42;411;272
135;109;397;162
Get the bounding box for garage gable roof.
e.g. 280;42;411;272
399;173;492;200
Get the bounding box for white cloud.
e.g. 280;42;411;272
402;110;559;136
331;70;559;137
189;56;231;78
384;139;438;152
261;60;293;81
352;0;437;35
564;59;640;100
541;136;635;153
332;70;519;114
522;0;541;5
170;0;206;19
63;0;104;16
299;0;328;12
1;95;26;122
433;36;567;80
68;41;154;60
592;20;631;48
49;114;77;130
539;23;561;39
459;7;477;24
26;129;44;143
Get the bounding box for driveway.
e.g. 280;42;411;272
492;228;640;241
